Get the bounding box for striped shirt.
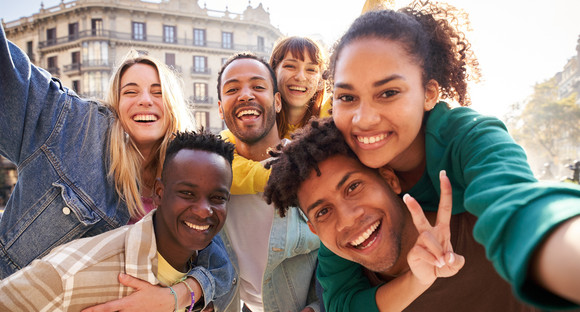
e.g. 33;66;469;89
0;211;184;311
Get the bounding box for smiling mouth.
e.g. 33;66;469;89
133;114;159;123
349;220;381;249
236;109;261;118
356;133;388;145
184;221;210;231
288;85;307;92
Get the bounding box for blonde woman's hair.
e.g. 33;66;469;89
105;50;195;219
269;36;329;139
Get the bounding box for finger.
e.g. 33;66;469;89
81;300;122;312
435;170;453;230
118;272;150;290
408;245;440;268
403;193;432;233
416;231;445;266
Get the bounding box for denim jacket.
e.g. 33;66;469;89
219;193;321;312
0;25;234;307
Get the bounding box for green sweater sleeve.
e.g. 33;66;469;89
426;104;580;308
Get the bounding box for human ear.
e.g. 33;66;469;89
274;92;282;113
153;178;164;207
218;101;224;119
307;221;318;235
423;79;440;111
378;166;402;195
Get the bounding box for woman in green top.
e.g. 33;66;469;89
321;0;580;311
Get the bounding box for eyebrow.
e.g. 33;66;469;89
304;170;356;214
334;74;404;90
223;76;267;86
121;82;161;90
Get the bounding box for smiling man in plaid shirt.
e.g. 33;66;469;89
0;130;236;311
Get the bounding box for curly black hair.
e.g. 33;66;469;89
162;129;235;179
264;117;356;217
329;0;480;106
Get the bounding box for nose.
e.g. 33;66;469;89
352;100;381;130
336;204;364;233
294;68;306;81
192;198;214;219
238;86;255;102
138;92;153;107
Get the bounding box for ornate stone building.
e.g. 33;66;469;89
2;0;283;133
555;35;580;105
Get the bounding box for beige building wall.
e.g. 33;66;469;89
3;0;283;133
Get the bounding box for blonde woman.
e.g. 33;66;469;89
0;24;235;311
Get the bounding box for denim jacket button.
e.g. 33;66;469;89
62;207;71;215
232;277;237;285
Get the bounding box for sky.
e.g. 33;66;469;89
2;0;580;118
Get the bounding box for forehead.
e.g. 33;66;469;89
165;149;232;184
221;58;273;86
121;63;159;82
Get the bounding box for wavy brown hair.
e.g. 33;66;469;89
329;0;480;106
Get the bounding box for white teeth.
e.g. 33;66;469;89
350;221;380;247
357;133;387;145
236;110;260;118
289;86;306;92
133;114;158;122
184;221;210;231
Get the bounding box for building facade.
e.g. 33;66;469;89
2;0;283;133
555;35;580;105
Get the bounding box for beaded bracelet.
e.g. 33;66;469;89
168;285;178;312
180;280;196;312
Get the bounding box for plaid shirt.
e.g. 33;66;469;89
0;211;195;311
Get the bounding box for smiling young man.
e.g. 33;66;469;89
0;131;236;312
264;118;539;312
216;53;321;312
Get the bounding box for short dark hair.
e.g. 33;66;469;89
162;129;235;179
264;118;357;217
216;52;278;101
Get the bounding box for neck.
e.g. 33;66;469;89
236;127;281;161
391;130;426;192
287;105;308;126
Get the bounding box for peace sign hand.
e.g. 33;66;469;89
403;170;465;286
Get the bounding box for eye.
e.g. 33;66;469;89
283;64;295;69
254;85;266;90
314;206;330;220
225;87;238;94
336;94;356;103
380;89;400;98
179;190;195;199
346;181;361;194
210;194;229;205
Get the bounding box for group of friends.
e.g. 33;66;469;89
1;1;580;311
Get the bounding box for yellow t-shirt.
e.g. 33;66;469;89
157;252;188;312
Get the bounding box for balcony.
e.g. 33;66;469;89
190;67;211;78
38;29;272;55
63;63;81;75
189;96;213;106
46;67;60;76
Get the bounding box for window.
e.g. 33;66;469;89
163;25;176;43
47;56;59;75
132;22;146;41
194;111;209;129
193;28;206;46
165;53;176;68
72;80;80;93
221;58;228;65
46;28;57;46
193;56;207;73
257;36;264;52
26;41;34;61
194;83;208;103
91;18;103;36
71;51;80;65
222;32;233;49
68;22;79;41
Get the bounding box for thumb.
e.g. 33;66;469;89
118;273;150;290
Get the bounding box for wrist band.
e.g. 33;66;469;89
180;280;196;312
168;285;178;312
